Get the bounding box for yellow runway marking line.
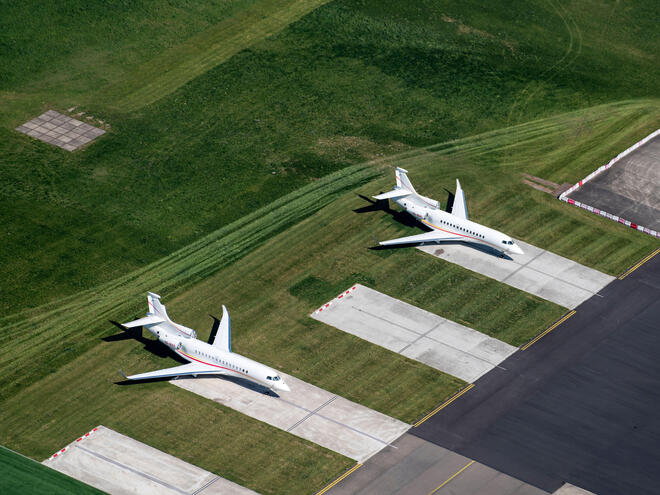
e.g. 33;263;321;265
413;384;475;428
521;310;576;351
619;247;660;280
315;463;362;495
427;460;476;495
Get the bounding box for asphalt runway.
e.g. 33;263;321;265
328;433;548;495
569;133;660;231
412;251;660;495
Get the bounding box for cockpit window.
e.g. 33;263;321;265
273;376;280;381
266;376;272;380
508;240;514;245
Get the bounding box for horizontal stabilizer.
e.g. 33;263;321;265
379;230;462;246
121;362;225;381
122;315;165;328
373;189;412;201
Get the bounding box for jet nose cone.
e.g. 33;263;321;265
510;243;524;255
276;381;290;392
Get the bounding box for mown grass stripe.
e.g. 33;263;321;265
103;0;331;111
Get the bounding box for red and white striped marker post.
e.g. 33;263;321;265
46;427;100;461
313;286;358;315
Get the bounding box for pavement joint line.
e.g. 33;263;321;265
500;249;546;284
75;444;189;495
352;306;504;367
414;383;475;427
427;459;476;495
286;395;337;432
280;397;395;447
619;248;660;280
415;332;505;367
501;249;601;296
521;310;576;351
315;463;363;495
192;475;220;494
398;321;444;353
351;305;431;337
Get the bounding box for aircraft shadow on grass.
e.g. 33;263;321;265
355;193;512;261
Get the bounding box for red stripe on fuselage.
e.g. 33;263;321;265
421;219;503;251
176;349;250;378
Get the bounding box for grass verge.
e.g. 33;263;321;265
0;445;104;495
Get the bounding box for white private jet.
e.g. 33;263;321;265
374;168;523;256
119;293;290;393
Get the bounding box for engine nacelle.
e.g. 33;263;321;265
158;332;181;351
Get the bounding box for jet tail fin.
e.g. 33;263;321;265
451;179;468;220
210;305;231;352
395;167;417;194
147;292;168;319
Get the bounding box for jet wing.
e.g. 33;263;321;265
451;179;468;220
121;362;224;381
379;230;462;246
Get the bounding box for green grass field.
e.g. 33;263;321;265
1;1;659;493
1;101;657;495
2;0;659;315
0;446;105;495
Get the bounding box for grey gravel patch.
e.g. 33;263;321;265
16;110;106;151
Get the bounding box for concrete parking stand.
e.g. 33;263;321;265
417;241;614;309
553;484;596;495
327;434;548;495
311;285;516;382
16;110;105;151
171;373;409;463
43;425;257;495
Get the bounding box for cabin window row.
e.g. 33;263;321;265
439;219;484;238
199;352;247;374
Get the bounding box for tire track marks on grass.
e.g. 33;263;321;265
102;0;331;112
2;100;658;400
0;165;377;400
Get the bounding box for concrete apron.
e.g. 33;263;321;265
312;284;517;383
171;373;409;463
43;425;258;495
417;240;615;309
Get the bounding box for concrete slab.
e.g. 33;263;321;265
171;373;408;463
552;484;596;495
16;110;105;151
43;425;258;495
417;241;614;309
311;285;516;382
